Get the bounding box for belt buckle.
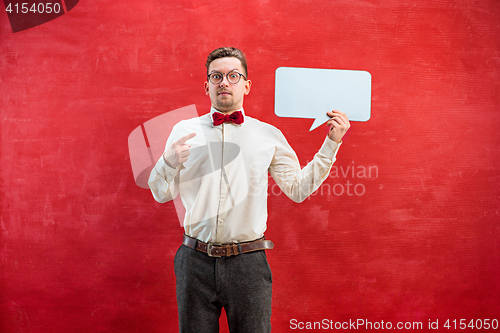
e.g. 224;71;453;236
207;243;222;257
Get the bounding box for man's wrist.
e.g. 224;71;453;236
327;134;342;144
320;136;342;160
163;152;177;169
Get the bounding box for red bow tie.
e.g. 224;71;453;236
212;111;244;126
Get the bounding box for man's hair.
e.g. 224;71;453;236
206;47;248;77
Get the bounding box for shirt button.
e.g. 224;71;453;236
218;218;224;224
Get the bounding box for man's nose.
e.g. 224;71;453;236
219;74;230;86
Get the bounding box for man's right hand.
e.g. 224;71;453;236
163;132;196;168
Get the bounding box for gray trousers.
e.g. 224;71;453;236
174;244;273;333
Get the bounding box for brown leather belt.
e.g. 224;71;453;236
182;234;274;257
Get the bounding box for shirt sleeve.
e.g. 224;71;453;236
148;124;182;203
269;131;341;203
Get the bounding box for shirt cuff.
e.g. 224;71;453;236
319;136;342;160
155;154;179;183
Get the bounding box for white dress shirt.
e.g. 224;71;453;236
148;107;341;244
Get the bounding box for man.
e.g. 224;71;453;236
148;47;349;332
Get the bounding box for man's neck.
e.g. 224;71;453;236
213;108;242;115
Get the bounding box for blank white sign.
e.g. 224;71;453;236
275;67;372;130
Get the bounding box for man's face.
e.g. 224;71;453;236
205;57;252;113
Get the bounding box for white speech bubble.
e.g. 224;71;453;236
275;67;372;130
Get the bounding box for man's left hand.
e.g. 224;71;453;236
326;110;350;143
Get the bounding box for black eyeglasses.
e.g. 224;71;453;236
207;71;247;85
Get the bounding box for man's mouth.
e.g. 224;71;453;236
218;90;232;96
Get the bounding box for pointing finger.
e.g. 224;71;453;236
175;132;197;146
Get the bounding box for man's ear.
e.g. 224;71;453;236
245;80;252;95
204;81;209;95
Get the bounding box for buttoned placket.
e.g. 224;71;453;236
215;123;227;243
215;122;239;244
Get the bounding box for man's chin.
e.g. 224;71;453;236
215;100;235;112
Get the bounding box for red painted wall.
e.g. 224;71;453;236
1;0;499;332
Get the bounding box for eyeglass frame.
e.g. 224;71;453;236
207;70;247;85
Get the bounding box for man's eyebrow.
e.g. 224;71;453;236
209;68;240;74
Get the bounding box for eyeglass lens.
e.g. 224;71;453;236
209;71;243;84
